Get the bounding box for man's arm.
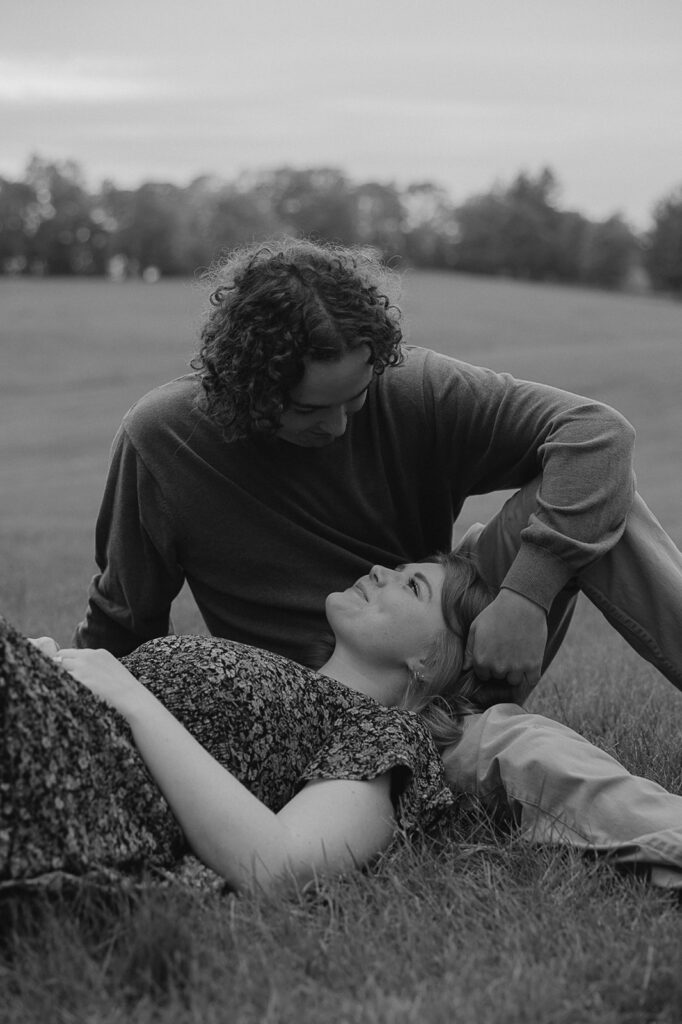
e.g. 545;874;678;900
73;425;185;655
425;355;637;600
56;647;396;891
422;352;637;684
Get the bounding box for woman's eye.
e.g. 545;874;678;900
408;577;420;596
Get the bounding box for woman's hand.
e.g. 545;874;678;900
53;647;145;718
29;636;61;658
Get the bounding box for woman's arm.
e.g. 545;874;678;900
55;648;396;891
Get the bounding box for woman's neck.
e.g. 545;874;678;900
318;648;405;707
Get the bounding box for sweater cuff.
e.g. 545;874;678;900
501;542;575;612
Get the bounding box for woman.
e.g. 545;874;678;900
1;554;491;894
4;553;682;894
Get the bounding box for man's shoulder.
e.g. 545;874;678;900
382;346;485;395
391;345;482;376
122;374;201;425
121;375;205;443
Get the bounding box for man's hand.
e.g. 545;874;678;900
465;589;548;699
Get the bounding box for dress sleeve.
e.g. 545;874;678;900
299;705;455;835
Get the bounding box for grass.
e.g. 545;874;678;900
1;272;682;1022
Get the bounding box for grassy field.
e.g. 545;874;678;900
1;272;682;1022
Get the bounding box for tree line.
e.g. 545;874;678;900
1;156;681;292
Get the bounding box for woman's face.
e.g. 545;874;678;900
325;562;448;670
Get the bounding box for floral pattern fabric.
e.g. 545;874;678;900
0;617;454;887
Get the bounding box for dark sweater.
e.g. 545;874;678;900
75;347;635;661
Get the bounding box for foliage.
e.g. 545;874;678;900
0;156;666;291
0;157;109;276
644;186;682;293
581;215;640;290
0;178;34;272
451;168;640;289
455;169;565;281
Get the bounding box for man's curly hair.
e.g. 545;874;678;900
191;237;404;439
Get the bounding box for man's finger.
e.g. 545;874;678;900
475;663;514;682
470;680;516;709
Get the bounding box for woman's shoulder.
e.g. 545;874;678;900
300;701;454;834
121;635;360;706
123;634;316;678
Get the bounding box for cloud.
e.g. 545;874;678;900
0;58;173;104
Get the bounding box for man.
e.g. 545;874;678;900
74;237;682;703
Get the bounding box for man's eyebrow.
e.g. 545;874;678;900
291;383;371;411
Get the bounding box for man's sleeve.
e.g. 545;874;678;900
73;424;185;655
424;353;637;610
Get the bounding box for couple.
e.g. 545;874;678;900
3;237;682;892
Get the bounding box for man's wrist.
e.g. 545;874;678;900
501;542;574;612
498;586;547;617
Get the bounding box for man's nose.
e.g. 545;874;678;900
320;405;348;437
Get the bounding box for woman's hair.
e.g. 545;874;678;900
191;237;404;440
399;551;496;751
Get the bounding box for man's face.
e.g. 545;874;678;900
276;345;374;447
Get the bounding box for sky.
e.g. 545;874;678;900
1;0;681;229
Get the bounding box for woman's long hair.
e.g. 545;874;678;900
400;551;496;750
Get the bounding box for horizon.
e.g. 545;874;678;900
2;0;682;231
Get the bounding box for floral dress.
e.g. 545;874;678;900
0;616;454;888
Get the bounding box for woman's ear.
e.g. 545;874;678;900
405;652;425;673
405;651;431;685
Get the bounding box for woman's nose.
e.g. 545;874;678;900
370;565;391;586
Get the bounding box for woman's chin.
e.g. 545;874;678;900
324;589;361;634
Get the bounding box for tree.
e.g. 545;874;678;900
402;182;459;267
581;215;638;290
107;182;185;276
644;187;682;293
167;176;226;272
253;167;358;243
352;182;406;259
0;155;655;289
0;178;35;272
192;177;286;265
452;168;567;280
495;168;564;280
451;191;509;275
23;157;104;274
553;211;590;283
